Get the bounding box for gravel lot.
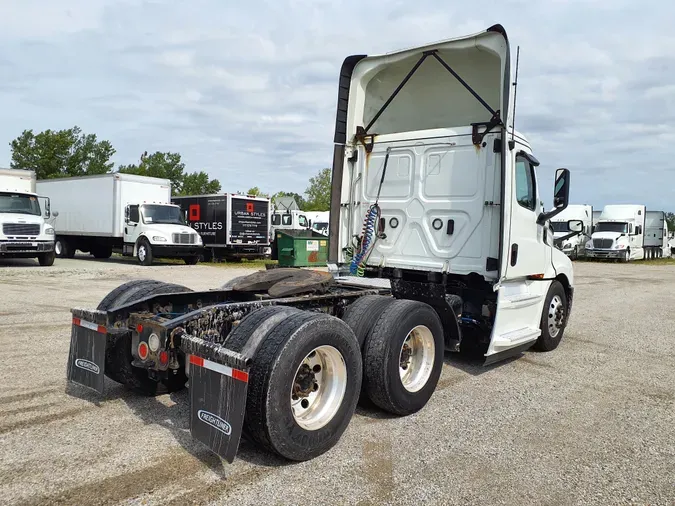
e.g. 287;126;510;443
0;256;673;505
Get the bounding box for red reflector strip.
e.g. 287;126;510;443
72;317;106;334
189;354;248;383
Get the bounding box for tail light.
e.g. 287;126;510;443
138;342;149;361
159;351;169;366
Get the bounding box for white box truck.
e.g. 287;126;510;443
0;168;56;266
644;210;670;259
37;173;204;265
66;24;580;464
551;204;593;259
586;204;647;261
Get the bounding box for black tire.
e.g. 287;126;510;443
224;305;303;353
38;251;55;266
184;256;199;265
98;280;193;394
533;280;568;352
244;311;362;461
362;299;444;416
341;295;396;348
220;275;249;290
55;237;75;258
571;246;578;261
92;245;113;259
136;238;153;266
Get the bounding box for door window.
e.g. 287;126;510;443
515;158;536;211
128;205;140;223
298;215;308;227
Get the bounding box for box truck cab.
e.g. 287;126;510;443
550;204;592;259
271;209;312;232
586;204;645;261
309;211;330;236
0;168;55;266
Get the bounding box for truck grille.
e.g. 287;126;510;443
593;238;613;249
172;233;196;244
3;224;40;236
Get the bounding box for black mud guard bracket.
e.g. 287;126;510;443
390;279;463;351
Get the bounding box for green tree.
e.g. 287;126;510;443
118;152;182;195
10;126;115;179
246;186;270;198
304;168;331;211
181;171;222;196
665;212;675;232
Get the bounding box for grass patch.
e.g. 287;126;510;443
631;257;675;265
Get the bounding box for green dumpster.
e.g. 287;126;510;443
276;230;329;267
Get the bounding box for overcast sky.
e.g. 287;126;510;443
0;0;673;210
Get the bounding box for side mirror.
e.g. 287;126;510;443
52;211;59;218
568;220;583;232
537;168;570;225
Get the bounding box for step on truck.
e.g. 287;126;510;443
172;193;272;262
66;25;578;463
37;173;204;265
0;168;56;266
550;204;593;259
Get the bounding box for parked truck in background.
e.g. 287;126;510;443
172;193;271;262
66;24;579;465
592;209;602;233
643;210;670;259
550;204;592;259
0;168;55;266
37;173;203;265
586;204;646;261
309;211;330;236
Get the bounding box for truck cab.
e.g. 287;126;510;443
122;202;203;265
0;168;55;266
328;24;579;364
550;204;593;259
271;209;311;233
586;204;645;261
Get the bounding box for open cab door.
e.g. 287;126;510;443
485;167;571;365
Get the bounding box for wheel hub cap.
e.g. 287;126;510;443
290;346;347;431
548;295;565;338
398;325;435;393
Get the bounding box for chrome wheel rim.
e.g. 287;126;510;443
399;325;435;393
548;295;565;338
55;241;62;256
138;246;147;262
290;345;347;431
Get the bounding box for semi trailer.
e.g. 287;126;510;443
172;193;272;261
550;204;593;259
37;173;203;265
0;168;55;266
66;24;578;464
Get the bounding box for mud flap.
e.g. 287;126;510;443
66;318;107;394
188;355;249;463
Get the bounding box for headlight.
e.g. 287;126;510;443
586;241;593;248
616;243;626;249
153;236;167;242
194;234;202;244
45;228;55;235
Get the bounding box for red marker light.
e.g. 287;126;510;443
159;351;169;366
136;324;143;333
138;342;149;361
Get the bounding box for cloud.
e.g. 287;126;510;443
0;0;673;210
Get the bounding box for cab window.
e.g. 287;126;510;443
515;158;536;211
281;214;292;226
298;215;308;227
271;214;281;226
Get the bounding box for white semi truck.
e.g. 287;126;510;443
37;173;203;265
66;25;578;464
550;204;593;259
585;204;667;261
0;168;56;266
